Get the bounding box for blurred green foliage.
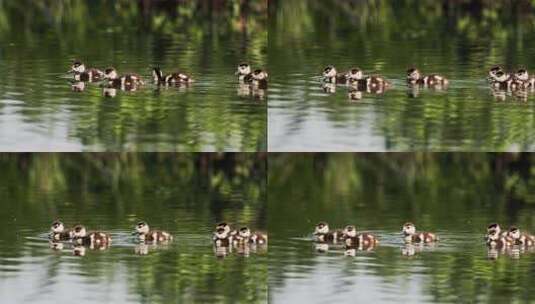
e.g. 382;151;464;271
0;0;267;152
268;153;535;303
269;153;535;234
268;0;535;151
0;152;267;303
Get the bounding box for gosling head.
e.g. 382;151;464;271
494;71;509;82
343;225;357;238
487;223;501;235
214;227;228;239
515;69;529;81
136;221;150;235
346;68;363;81
402;222;416;236
239;227;251;238
51;221;65;233
216;222;231;235
71;225;87;238
104;67;118;80
236;63;251;76
407;68;421;81
314;222;329;235
488;66;503;80
323;66;337;78
71;60;86;73
252;69;268;81
508;226;520;240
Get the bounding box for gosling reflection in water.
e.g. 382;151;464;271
134;242;171;255
348;89;362;101
103;87;117;98
314;243;329;253
490;87;533;102
49;241;64;251
72;243;109;256
321;83;336;94
214;245;232;258
407;84;447;98
487;245;534;260
72;244;109;256
212;224;267;258
401;242;437;257
73;245;86;256
237;84;266;100
102;84;140;97
71;81;85;92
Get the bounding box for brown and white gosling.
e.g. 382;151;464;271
313;222;344;243
134;221;173;243
71;224;112;247
402;222;439;243
342;225;378;248
103;67;144;88
505;226;535;246
49;220;72;241
152;67;193;85
407;68;449;87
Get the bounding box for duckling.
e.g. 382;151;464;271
402;222;439;243
407;68;449;87
49;220;72;241
506;226;535;246
488;66;506;83
348;88;363;101
490;70;512;90
486;227;514;249
236;63;253;83
73;245;86;256
345;68;367;90
134;221;173;243
322;66;347;84
251;69;268;89
71;225;112;247
103;67;144;88
366;74;391;91
215;222;237;241
152;67;193;85
213;227;231;247
71;81;85;92
233;226;252;246
510;69;532;90
342;225;378;248
313;222;343;243
70;60;104;82
49;241;64;251
250;231;268;245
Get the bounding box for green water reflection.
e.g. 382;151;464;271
268;0;535;151
0;153;267;303
0;0;267;151
268;153;535;303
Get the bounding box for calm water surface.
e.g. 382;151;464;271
268;0;535;151
0;154;267;303
268;154;535;303
0;1;267;151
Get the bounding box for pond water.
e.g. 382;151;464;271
0;1;267;151
268;154;535;303
0;154;267;303
268;0;535;151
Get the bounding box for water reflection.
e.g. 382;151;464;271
0;0;267;151
269;0;535;151
0;154;267;303
269;154;535;303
